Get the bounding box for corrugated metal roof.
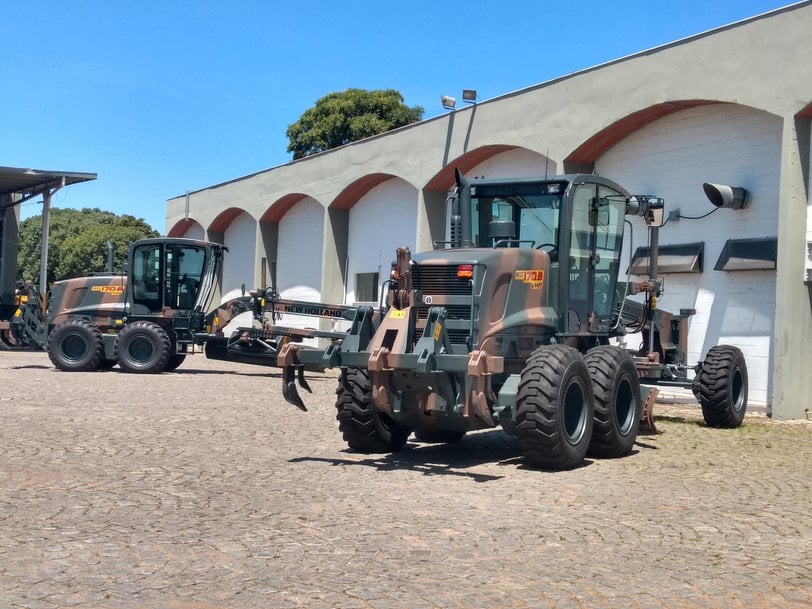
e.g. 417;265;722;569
0;166;97;207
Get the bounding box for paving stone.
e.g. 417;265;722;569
0;351;809;608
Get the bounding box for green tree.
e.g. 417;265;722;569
286;88;423;159
17;208;159;286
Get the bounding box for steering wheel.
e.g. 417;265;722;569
535;242;558;261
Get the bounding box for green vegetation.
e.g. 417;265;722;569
286;88;423;159
17;208;159;286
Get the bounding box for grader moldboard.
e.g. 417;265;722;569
270;171;748;470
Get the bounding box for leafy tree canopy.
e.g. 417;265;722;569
286;88;423;159
17;208;159;286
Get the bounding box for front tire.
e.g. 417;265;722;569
335;368;410;453
47;318;104;372
115;321;171;374
515;345;594;470
695;345;748;428
585;345;642;458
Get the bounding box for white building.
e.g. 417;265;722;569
166;2;812;419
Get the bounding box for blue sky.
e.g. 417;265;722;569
1;0;797;232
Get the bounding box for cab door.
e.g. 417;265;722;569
565;182;626;334
590;185;626;333
565;183;596;333
130;242;208;314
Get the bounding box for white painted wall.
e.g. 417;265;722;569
346;179;418;304
274;198;325;345
179;221;205;240
597;104;782;403
221;211;257;298
442;149;555;243
806;129;812;280
474;148;554;178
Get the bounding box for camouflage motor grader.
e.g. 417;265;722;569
4;237;324;373
269;171;748;470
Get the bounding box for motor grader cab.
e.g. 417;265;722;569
46;238;227;373
270;171;748;470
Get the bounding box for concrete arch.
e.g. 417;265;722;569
594;102;783;404
331;173;410;210
208;206;255;238
257;193;316;289
167;218;205;239
421;146;555;248
344;176;419;304
424;145;555;192
565;100;721;171
424;145;516;191
563;100;785;172
275;196;324;298
271;196;326;345
207;208;258;298
261;193;314;224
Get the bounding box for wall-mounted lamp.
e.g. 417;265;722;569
462;89;477;103
441;95;456;110
702;182;751;210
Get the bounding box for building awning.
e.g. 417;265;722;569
714;237;777;271
629;242;705;275
0;166;97;207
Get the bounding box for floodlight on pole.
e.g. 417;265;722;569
441;95;456;110
462;89;477;103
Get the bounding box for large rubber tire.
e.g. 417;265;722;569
115;321;172;374
515;345;594;470
335;368;410;453
47;318;105;372
584;345;642;458
695;345;748;428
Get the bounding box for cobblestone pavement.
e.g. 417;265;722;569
0;350;809;609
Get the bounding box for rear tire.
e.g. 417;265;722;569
335;368;410;453
515;345;594;470
47;318;104;372
695;345;748;428
115;321;172;374
585;345;641;458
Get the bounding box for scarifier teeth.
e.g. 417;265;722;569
282;366;307;411
297;366;312;394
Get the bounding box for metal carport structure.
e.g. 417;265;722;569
0;166;96;307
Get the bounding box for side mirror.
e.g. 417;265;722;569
646;202;665;228
626;195;665;227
